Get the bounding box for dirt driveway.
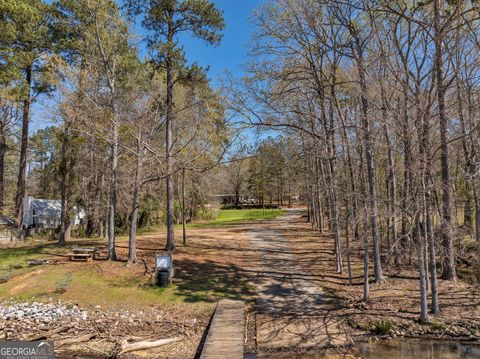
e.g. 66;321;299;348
247;209;351;353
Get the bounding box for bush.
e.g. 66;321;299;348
371;320;394;335
72;225;87;238
195;207;216;221
55;273;73;294
30;227;59;241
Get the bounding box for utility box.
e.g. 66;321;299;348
155;255;174;287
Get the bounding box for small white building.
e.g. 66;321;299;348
23;196;85;229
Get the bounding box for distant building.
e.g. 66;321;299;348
22;196;85;229
0;215;15;242
211;194;256;206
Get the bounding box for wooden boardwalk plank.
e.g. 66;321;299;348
200;299;245;359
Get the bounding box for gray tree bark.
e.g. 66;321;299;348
15;65;32;232
433;0;455;280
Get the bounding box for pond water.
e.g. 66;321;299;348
246;339;480;358
358;339;480;359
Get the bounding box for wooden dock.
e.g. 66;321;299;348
200;299;245;359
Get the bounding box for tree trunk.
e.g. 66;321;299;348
399;68;413;265
416;205;428;323
15;65;32;231
314;154;324;232
339;113;359;242
385;123;398;266
327;69;343;274
0;126;6;214
128;134;143;266
456;77;474;230
418;81;440;314
434;0;455;280
108;109;118;261
356;42;383;283
426;182;439;314
345;200;353;286
473;175;480;246
59;127;69;246
165;21;175;252
380;80;398;266
363;204;370;303
181;167;187;246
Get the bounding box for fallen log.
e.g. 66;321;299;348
24;325;70;341
27;259;50;266
118;337;180;355
56;333;96;346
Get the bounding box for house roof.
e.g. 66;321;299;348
0;215;14;226
31;199;61;217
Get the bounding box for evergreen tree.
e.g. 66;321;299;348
54;0;137;254
126;0;224;252
0;0;55;229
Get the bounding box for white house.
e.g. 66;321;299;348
23;196;85;229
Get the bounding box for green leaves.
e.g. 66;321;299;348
182;0;225;44
0;0;56;100
127;0;224;69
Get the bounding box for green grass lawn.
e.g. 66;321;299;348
0;242;226;308
134;208;287;233
191;208;286;228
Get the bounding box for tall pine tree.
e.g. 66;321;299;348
126;0;224;251
0;0;55;230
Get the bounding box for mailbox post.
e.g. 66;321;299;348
155;255;174;287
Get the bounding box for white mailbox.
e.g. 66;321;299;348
156;256;172;270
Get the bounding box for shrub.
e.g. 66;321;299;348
55;273;73;294
371;320;394;335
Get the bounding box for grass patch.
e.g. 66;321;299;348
0;263;183;306
0;246;47;271
191;208;286;228
0;239;103;276
430;321;445;330
371;320;394;335
0;258;248;309
0;209;268;308
123;209;287;233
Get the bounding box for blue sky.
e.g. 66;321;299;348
137;0;264;84
32;0;264;132
178;0;264;85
